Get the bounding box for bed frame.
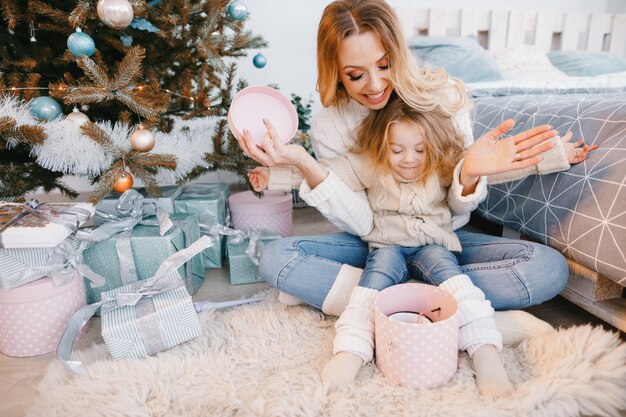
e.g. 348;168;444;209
395;7;626;57
396;7;626;332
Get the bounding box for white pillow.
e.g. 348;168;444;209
490;45;568;81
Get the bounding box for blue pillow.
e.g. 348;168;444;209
407;36;502;83
548;51;626;76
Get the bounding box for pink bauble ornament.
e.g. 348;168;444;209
130;127;156;152
65;109;90;126
97;0;134;30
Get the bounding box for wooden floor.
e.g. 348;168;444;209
0;206;624;417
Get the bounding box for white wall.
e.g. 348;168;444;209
235;0;625;112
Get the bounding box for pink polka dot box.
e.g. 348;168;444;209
0;272;88;357
374;283;459;389
228;190;293;237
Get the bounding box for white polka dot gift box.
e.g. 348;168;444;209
0;271;88;357
228;191;293;238
374;283;459;389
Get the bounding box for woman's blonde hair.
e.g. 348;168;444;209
353;95;466;185
317;0;467;113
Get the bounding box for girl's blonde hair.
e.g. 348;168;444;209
316;0;467;113
353;95;466;185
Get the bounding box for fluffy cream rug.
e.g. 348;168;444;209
30;291;626;417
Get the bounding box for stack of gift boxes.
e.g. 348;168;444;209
0;201;94;357
0;183;293;362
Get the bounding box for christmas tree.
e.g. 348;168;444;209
0;0;266;203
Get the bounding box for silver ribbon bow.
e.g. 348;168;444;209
75;189;174;285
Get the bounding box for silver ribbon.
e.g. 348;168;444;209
212;225;280;266
75;189;174;285
171;219;209;295
0;238;105;290
57;236;213;375
0;199;92;249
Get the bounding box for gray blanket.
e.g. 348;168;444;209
470;86;626;285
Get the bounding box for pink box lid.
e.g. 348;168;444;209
228;191;292;215
0;274;81;305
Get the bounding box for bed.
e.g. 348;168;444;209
396;7;626;331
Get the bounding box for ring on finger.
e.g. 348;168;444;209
515;152;523;162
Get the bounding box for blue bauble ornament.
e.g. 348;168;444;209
30;96;63;121
67;30;96;58
227;0;248;21
253;53;267;68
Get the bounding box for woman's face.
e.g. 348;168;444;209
388;120;425;181
337;31;392;110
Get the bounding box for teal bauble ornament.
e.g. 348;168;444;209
30;96;63;121
252;53;267;68
67;29;96;58
227;1;248;21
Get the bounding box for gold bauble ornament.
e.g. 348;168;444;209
97;0;134;30
113;171;133;192
130;126;156;152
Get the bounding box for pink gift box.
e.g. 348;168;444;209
0;272;88;357
374;283;459;389
228;191;293;237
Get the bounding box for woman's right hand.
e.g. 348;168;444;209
248;167;270;192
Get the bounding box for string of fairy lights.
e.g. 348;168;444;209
0;86;199;103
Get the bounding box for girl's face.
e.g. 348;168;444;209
388;120;425;181
337;31;392;110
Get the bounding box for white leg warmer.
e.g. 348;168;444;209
439;274;502;356
321;264;363;317
332;286;378;363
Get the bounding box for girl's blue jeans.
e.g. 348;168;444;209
258;229;569;311
358;244;464;290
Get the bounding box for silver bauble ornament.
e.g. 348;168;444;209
65;109;90;126
130;127;156;152
97;0;134;30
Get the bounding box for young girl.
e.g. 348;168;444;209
248;96;520;397
237;0;595;395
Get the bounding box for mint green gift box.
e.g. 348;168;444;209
226;234;278;285
174;183;229;269
82;214;205;306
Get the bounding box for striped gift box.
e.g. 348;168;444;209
100;272;201;360
0;246;53;291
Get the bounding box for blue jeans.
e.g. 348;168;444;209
258;230;569;311
358;245;463;291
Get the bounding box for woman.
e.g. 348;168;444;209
236;0;594;392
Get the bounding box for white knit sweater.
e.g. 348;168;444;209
269;96;570;236
289;153;487;251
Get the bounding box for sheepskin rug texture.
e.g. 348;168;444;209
29;291;626;417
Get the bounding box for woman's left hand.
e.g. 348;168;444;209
463;119;559;179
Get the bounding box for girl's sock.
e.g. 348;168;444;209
321;286;378;390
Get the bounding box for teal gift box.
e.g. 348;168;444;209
226;234;278;285
174;183;229;269
82;214;205;306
